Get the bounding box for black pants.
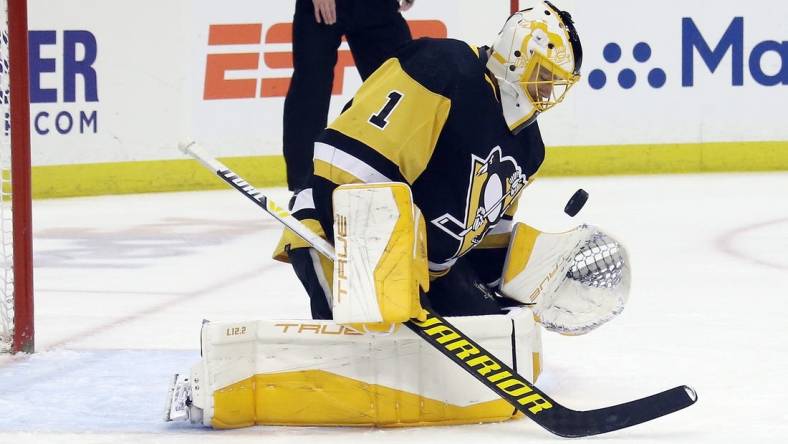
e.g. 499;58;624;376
289;248;510;319
282;0;412;191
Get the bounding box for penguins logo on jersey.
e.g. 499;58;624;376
432;146;526;258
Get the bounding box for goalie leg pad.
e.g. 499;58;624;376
182;311;541;429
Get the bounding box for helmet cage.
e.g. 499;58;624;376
519;51;578;113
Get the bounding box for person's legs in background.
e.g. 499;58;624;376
346;1;412;79
283;0;344;192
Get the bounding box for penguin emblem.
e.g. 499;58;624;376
432;146;527;259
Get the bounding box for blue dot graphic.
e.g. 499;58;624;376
588;69;607;89
648;68;666;88
603;43;621;63
618;69;636;89
633;42;651;63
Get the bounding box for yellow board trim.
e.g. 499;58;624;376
538;141;788;176
212;370;517;429
29;141;788;199
31;154;286;199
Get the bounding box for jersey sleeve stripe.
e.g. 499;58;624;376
475;232;511;249
288;188;320;221
290;188;315;213
428;257;457;273
319;129;406;183
314;141;393;184
313;159;362;186
291;207;320;223
504;199;520;217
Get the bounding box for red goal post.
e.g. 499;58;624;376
0;0;33;354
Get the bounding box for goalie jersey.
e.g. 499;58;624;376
284;38;545;277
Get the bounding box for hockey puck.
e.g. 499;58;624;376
564;188;588;217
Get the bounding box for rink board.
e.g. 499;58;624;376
22;0;788;197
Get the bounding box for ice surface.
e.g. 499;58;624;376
1;172;787;443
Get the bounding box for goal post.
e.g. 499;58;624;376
0;0;33;354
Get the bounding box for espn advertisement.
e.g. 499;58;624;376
25;0;787;171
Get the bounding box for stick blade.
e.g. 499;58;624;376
545;385;697;438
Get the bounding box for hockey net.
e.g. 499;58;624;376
0;0;33;354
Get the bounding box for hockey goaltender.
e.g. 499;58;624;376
165;0;694;434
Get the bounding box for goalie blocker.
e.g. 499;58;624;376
273;182;429;327
331;183;429;330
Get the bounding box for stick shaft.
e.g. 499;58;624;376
180;142;336;260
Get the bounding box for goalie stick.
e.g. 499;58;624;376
179;141;697;438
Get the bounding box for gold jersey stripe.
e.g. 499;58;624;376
504;198;520;217
313;141;392;184
466;44;498;100
314;158;363;185
329;58;451;184
476;232;511;249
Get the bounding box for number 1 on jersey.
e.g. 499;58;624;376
369;91;404;129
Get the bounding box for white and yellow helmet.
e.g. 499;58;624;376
487;1;582;133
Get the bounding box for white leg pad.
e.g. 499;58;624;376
182;311;542;428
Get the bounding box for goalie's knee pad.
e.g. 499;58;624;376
331;182;429;330
500;223;631;335
184;313;542;428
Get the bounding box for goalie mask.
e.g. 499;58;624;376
487;1;582;133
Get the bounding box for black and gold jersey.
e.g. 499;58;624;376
290;38;545;276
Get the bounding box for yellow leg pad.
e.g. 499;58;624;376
196;314;542;429
213;377;257;429
212;370;516;428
